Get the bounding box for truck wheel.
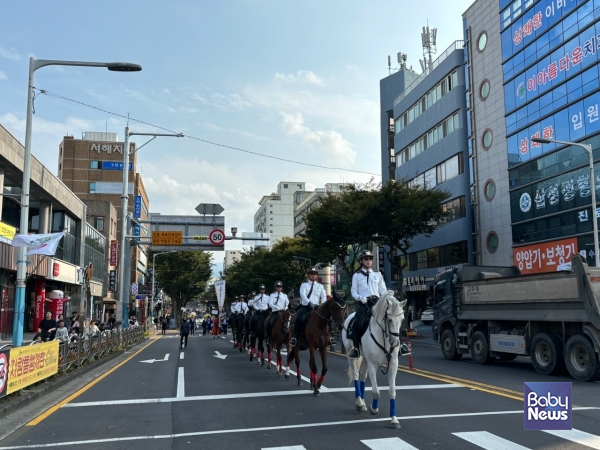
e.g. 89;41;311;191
530;333;564;375
441;329;462;361
565;335;600;382
470;331;494;365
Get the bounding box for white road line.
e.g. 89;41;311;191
180;352;184;360
63;384;462;408
361;437;419;450
453;431;531;449
177;367;185;398
262;447;306;450
9;409;600;449
544;429;600;449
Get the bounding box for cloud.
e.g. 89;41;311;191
203;122;274;142
346;65;358;71
0;70;7;81
179;106;198;113
280;112;356;164
275;70;325;86
192;91;252;112
163;88;170;93
0;46;21;60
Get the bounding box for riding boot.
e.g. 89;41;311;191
348;323;360;358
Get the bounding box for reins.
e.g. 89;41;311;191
368;299;403;375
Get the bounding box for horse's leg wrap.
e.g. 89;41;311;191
390;399;396;417
354;380;361;398
372;391;380;411
318;374;325;385
268;351;272;363
359;381;366;399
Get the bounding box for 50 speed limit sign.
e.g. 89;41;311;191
209;229;226;245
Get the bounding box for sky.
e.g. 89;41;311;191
0;0;474;274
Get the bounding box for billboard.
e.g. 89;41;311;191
513;237;578;275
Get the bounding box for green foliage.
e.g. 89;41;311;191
154;251;213;316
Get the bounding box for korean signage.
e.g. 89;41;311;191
0;221;16;245
1;341;59;398
93;182;134;195
110;240;117;266
91;143;123;154
133;224;141;241
151;231;183;246
513;237;578;274
109;270;116;292
134;195;142;219
101;161;133;171
403;275;426;286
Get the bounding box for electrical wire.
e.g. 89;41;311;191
35;88;381;177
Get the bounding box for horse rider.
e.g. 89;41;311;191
250;284;269;336
349;250;409;358
231;296;241;314
266;281;289;344
290;267;326;347
239;294;249;315
247;291;256;310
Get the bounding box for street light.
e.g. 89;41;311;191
532;137;599;267
13;58;141;347
151;251;176;320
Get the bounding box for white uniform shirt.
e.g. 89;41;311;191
268;292;289;311
299;280;327;306
351;269;387;301
239;302;249;314
231;301;240;313
253;293;269;311
247;298;255;309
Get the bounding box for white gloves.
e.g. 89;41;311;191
359;296;368;304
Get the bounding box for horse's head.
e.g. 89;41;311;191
379;290;406;349
282;309;292;334
331;290;347;330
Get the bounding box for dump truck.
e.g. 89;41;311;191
432;254;600;381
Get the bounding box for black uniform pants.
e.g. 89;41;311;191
180;333;189;348
267;311;280;338
293;304;313;338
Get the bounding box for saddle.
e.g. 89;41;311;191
346;310;371;340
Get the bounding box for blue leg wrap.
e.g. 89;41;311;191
354;380;360;398
372;398;379;410
390;398;397;417
359;381;366;399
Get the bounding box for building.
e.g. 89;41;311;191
293;183;348;236
381;40;474;314
0;124;105;338
465;0;598;274
58;132;150;319
223;250;242;271
254;182;306;243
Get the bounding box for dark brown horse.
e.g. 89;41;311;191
289;292;347;395
264;309;294;376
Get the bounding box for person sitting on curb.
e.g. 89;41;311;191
89;321;100;337
55;320;69;342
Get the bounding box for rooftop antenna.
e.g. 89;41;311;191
388;55;391;75
419;21;438;73
397;52;408;70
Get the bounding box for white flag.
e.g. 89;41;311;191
215;280;226;311
11;231;66;256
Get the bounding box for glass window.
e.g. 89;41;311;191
478;32;487;51
89;182;96;194
482;129;493;149
479;80;490;100
484;180;496;201
94;217;105;231
416;250;428;269
427;248;440;268
90;160;99;169
425;168;436;188
453;113;459;131
486;231;499;253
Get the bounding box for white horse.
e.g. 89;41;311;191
342;290;407;429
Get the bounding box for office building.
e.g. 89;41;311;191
223;250;242;271
254;181;306;244
293;183;347;236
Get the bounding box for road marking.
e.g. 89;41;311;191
214;351;227;359
3;408;599;449
140;353;169;364
361;437;419;449
262;447;306;450
180;352;184;360
177;367;185;398
63;384;461;407
26;336;161;426
544;429;600;449
453;431;531;449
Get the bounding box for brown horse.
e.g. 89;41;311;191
264;309;294;376
289;292;347;395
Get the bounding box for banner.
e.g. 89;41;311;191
2;341;59;398
214;280;226;311
110;240;117;266
513;237;578;275
11;231;66;256
33;279;46;332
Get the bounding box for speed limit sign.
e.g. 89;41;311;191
209;229;225;245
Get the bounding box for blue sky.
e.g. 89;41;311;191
0;0;474;273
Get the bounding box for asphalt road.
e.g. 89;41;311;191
0;330;599;450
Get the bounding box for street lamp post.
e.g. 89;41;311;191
151;251;176;320
13;58;141;346
532;137;599;267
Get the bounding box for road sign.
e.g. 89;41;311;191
131;282;138;295
195;203;224;216
209;229;226;245
192;236;209;241
134;196;142;219
152;231;183;245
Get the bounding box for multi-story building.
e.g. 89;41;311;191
380;41;474;314
0;124;106;337
254;181;306;244
223;250;242;271
293;183;347;236
58;132;150;317
465;0;599;275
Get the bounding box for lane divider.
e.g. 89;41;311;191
26;336;162;426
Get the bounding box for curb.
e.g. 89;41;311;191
0;338;148;420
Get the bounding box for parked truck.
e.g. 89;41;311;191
432;254;600;382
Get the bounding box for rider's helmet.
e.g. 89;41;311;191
358;250;374;261
307;266;319;275
234;295;239;301
259;284;266;290
250;291;257;297
239;294;245;301
274;281;283;288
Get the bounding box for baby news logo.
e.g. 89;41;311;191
524;382;572;430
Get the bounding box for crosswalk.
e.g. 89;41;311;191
261;428;600;449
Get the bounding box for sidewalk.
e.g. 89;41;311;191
0;332;36;348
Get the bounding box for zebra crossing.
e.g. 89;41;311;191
261;428;600;449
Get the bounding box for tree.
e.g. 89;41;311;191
154;251;213;318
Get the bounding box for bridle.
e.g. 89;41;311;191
308;299;346;343
368;298;403;375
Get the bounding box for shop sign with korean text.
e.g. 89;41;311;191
110;240;117;266
2;341;59;398
513;237;578;275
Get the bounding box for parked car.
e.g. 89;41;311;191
421;308;434;325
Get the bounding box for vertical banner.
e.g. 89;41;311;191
110;240;118;267
33;280;46;332
3;341;59;397
214;280;226;311
109;270;116;292
134;196;142;219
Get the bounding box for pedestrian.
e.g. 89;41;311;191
38;311;57;342
189;318;195;336
221;316;228;337
153;316;159;334
70;312;80;335
211;315;220;338
161;316;168;335
180;319;190;349
107;313;116;330
55;320;69;342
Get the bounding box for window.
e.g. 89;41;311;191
297;184;302;189
90;160;99;169
441;197;466;223
482;129;493;150
283;184;288;189
94;217;105;231
477;32;487;52
90;182;96;194
427;247;440;268
479;79;490;100
270;211;273;214
416;250;428;269
486;231;499;253
484;180;496;201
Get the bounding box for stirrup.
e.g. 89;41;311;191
329;337;337;346
400;343;410;355
289;337;297;346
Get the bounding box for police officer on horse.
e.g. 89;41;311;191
250;284;269;336
290;266;326;347
266;281;289;344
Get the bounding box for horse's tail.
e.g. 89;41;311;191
346;355;363;385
